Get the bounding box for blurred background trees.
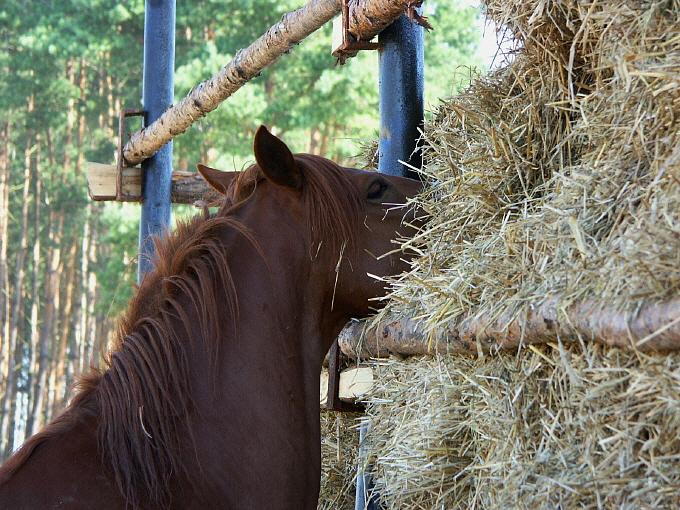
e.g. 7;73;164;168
0;0;481;457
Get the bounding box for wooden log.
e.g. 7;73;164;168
320;367;373;406
86;162;220;204
339;298;680;358
122;0;419;166
170;172;222;204
338;317;447;358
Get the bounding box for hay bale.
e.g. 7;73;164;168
364;346;680;508
319;411;360;509
387;0;680;339
350;0;680;507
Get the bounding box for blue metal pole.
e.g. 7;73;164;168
355;420;380;510
356;15;425;510
138;0;176;282
377;14;424;179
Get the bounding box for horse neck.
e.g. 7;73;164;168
194;198;347;406
224;186;350;362
172;199;349;504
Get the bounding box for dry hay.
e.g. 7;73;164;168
319;411;360;509
362;346;680;509
350;0;680;507
387;0;680;339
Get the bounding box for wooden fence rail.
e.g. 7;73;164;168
122;0;418;166
339;298;680;358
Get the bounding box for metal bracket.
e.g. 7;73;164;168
405;1;433;31
332;0;381;65
116;108;145;202
326;339;364;413
332;0;432;65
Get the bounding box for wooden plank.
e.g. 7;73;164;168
326;339;343;410
86;163;141;201
87;162;221;204
320;367;373;406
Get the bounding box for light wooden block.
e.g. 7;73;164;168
320;367;374;406
87;162;141;201
332;15;344;55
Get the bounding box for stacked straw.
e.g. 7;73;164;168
319;411;359;509
343;0;680;507
388;0;680;339
363;346;680;508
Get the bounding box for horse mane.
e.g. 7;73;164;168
0;154;363;508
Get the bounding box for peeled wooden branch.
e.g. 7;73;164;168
123;0;416;166
170;173;221;204
339;298;680;358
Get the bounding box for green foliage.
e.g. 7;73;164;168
423;2;482;104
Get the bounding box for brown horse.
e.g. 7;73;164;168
0;126;421;509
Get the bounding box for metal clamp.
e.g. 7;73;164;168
332;0;432;65
326;339;364;413
406;1;433;31
116;108;145;202
332;0;381;65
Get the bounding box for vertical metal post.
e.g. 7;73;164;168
355;420;379;510
377;14;424;179
356;14;425;510
138;0;176;282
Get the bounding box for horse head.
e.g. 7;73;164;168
199;125;423;324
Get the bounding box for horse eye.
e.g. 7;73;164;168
367;179;388;200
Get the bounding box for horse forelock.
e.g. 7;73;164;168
0;154;365;508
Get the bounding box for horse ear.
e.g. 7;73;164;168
253;125;302;190
197;164;239;194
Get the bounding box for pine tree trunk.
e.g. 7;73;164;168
309;127;320;155
24;172;42;439
75;206;91;374
28;212;62;434
63;59;76;173
85;218;100;367
0;121;11;427
52;70;87;413
0;121;10;327
2;127;33;457
28;122;66;433
51;236;77;414
319;123;332;158
105;60;115;132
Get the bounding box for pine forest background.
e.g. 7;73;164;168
0;0;482;457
